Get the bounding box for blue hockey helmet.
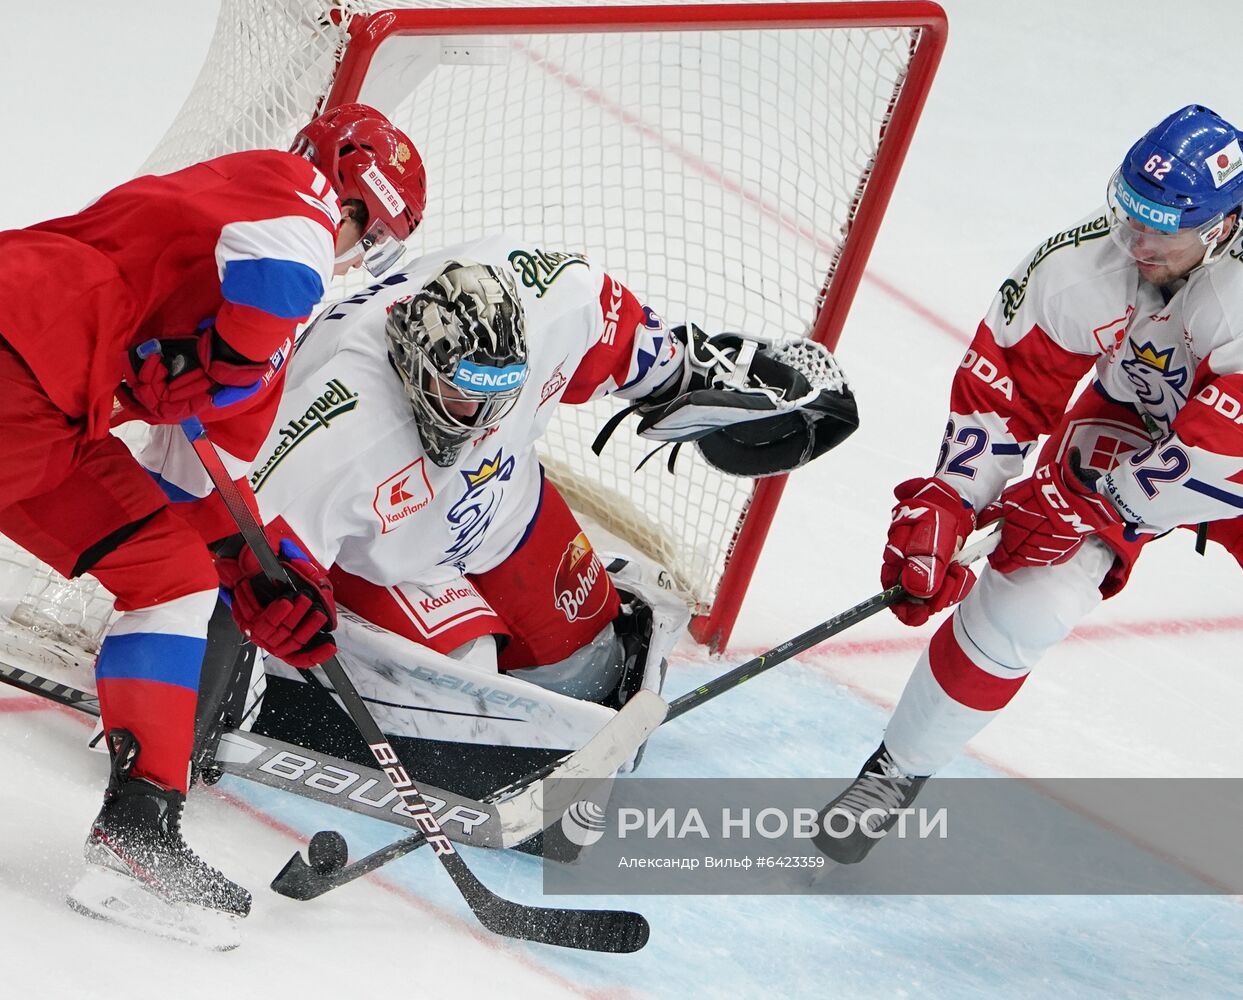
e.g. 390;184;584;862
1107;105;1243;265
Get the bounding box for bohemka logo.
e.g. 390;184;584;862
250;379;358;491
508;248;588;298
553;532;607;623
374;458;434;533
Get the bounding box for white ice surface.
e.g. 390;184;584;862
4;1;1243;997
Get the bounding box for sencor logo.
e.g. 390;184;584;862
452;362;528;392
1115;177;1180;232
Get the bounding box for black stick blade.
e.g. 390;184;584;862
478;896;650;954
448;854;648;953
270;851;331;901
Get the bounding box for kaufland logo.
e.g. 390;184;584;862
419;586;475;614
1208;139;1243;189
390;479;415;505
374;458;433;533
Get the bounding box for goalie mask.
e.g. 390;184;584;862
386;261;528;466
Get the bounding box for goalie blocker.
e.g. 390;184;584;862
595;324;859;477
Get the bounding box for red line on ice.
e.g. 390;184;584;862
691;612;1243;664
0;697;58;713
213;788;636;1000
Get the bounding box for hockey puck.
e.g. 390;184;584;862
307;830;348;875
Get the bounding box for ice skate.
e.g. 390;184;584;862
66;731;251;950
813;743;927;865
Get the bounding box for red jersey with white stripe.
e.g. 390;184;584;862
0;150;340;438
938;210;1243;532
147;234;678;589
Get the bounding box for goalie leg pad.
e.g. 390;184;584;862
508;621;626;701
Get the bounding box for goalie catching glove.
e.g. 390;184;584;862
597;324;858;477
215;529;337;668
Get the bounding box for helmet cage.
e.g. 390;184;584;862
385;264;528;465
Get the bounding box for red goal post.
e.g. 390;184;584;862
318;3;945;651
0;1;946;664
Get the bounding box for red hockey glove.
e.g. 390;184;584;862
216;533;337;668
881;477;977;627
979;448;1123;574
118;328;275;424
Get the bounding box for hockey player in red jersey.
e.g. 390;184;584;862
0;102;425;944
147;236;858;799
815;105;1243;865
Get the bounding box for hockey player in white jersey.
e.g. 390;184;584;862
153;233;857;794
815;104;1243;864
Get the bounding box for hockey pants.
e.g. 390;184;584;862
0;339;219;792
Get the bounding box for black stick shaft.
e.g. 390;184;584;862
664;585;903;722
180;418;648;952
275;583;906;897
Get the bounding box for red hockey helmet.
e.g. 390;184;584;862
292;103;427;275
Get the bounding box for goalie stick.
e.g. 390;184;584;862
270;529;1002;899
176;414;650;954
270;687;665;899
0;654;662;856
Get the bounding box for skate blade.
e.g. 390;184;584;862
66;866;243;951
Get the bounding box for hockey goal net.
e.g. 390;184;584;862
0;0;945;665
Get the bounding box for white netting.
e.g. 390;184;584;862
0;1;929;656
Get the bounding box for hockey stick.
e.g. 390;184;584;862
0;660;101;716
0;657;531;847
272;529;1002;898
177;415;650;953
271;687;666;899
0;648;662;855
664;527;1000;723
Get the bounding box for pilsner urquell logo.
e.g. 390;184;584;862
250;379;358;491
